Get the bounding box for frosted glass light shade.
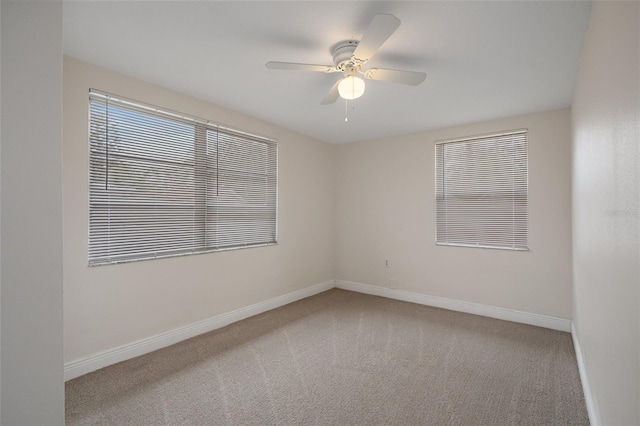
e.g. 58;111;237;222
338;76;365;100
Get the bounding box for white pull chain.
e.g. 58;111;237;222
345;98;349;122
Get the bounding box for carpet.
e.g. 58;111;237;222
66;289;589;425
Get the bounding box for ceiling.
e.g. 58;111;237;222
63;1;591;144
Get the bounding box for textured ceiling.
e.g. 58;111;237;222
63;1;591;144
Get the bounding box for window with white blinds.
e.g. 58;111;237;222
435;129;528;251
88;90;277;265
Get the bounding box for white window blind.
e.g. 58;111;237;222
435;129;528;250
88;90;277;265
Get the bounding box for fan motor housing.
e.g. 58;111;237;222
332;40;360;71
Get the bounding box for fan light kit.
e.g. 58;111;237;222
266;14;426;107
338;76;365;100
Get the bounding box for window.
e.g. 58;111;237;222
435;129;528;250
88;90;277;265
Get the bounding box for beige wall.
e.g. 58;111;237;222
1;1;64;423
63;57;335;362
335;108;573;319
65;56;577;378
571;1;640;424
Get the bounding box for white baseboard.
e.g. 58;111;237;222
335;280;571;332
64;280;335;381
571;322;600;426
66;279;573;381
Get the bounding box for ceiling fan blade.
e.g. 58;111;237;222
266;62;338;73
363;68;427;86
321;79;342;105
353;14;401;62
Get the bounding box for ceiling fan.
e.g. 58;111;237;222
265;14;427;105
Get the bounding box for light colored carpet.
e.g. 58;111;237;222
66;289;589;425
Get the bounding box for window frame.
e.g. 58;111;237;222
88;89;278;266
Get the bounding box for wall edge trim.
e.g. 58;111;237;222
65;279;575;382
571;322;600;426
335;280;571;332
64;280;336;381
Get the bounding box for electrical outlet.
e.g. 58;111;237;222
385;259;390;268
